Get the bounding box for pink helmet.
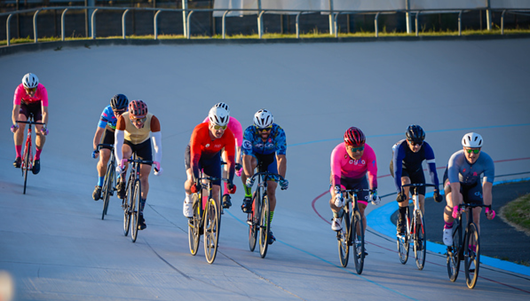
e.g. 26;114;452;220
128;100;148;119
344;127;366;146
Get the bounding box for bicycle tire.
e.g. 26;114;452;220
101;160;114;220
188;194;200;256
447;219;462;282
338;202;351;268
397;207;410;264
414;210;426;270
465;222;480;289
204;198;219;264
22;139;31;195
123;177;134;237
352;210;365;275
248;192;259;252
131;179;141;243
258;195;270;258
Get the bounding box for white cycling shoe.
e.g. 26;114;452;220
331;217;342;231
183;199;193;218
443;227;453;246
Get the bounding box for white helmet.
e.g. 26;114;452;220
462;132;483;148
214;102;230;115
208;106;230;126
254;109;274;129
22;73;39;89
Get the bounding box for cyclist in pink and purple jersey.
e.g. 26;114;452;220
329;127;380;247
10;73;49;175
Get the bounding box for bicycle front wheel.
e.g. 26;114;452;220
248;192;259;252
101;161;114;220
204;198;220;264
414;211;427;270
123;178;133;236
465;222;480;289
258;195;270;258
188;194;200;256
352;211;365;275
447;219;462;282
131;179;141;242
397;209;410;264
22;141;31;195
338;203;351;268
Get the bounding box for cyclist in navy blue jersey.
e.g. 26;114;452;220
442;132;495;246
241;109;288;244
91;94;129;200
390;125;441;235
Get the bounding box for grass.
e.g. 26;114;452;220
503;193;530;233
2;28;530;46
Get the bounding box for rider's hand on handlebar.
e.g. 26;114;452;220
452;205;464;219
235;163;242;177
245;177;254;188
396;191;407;202
333;186;344;207
41;125;49;136
279;178;289;190
227;180;236;194
433;189;443;203
485;207;496;220
116;159;128;174
92;150;99;159
369;190;380;205
10;124;18;133
153;161;162;176
191;180;201;194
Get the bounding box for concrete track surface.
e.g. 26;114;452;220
1;38;529;300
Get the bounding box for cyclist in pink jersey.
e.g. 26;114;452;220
10;73;49;174
329;127;380;252
201;102;243;209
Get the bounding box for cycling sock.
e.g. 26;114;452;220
34;147;42;160
399;206;407;218
244;186;252;198
444;221;453;229
15;145;22;158
140;198;146;212
184;193;190;203
223;181;228;194
97;176;104;187
269;211;274;224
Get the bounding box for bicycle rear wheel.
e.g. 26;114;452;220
22;140;31;195
131;179;141;243
465;222;480;289
248;192;259;252
188;194;201;256
397;208;410;264
258;195;270;258
447;220;462;282
338;203;351;268
123;178;133;236
204;198;220;264
101;161;114;220
352;211;365;274
414;211;427;270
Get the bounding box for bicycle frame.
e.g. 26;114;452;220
16;119;44;194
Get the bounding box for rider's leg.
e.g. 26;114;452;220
419;194;426;214
267;181;278;224
358;202;368;236
212;185;221;209
97;148;111;186
139;163;151;201
14;113;27;158
34;122;46;160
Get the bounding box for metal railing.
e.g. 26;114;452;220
1;6;529;46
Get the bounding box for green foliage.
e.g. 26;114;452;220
503;193;530;232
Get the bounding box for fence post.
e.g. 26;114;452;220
91;8;98;39
6;14;12;46
122;9;129;39
61;8;68;41
154;10;161;40
182;0;188;38
33;10;40;43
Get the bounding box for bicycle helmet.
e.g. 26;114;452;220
110;94;129;111
128;100;148;119
22;73;39;89
208;105;230;126
214;102;230;115
344;127;366;146
253;109;274;129
462;132;483;148
405;124;425;144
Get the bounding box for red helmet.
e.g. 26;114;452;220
344;127;366;146
128;100;148;119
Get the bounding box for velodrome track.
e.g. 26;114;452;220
1;38;530;300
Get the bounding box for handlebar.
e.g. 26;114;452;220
97;143;114;151
456;203;491;210
249;171;285;182
127;158;153;165
401;183;437;188
343;188;375;194
16;120;45;125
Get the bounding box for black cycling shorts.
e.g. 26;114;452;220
389;160;427;195
19;102;43;122
124;139;152;166
442;168;483;204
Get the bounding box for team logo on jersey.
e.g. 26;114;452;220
473;172;478;176
243;140;252;150
205;143;210;148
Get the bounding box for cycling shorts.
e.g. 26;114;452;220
389;160;427;195
19;102;42;122
443;169;483;205
184;145;222;185
100;129;115;150
329;173;370;205
124;139;152;166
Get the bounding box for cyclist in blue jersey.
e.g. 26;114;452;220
390;125;442;235
442;132;495;246
91;94;129;200
241;109;288;244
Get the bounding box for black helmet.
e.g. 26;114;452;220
110;94;129;111
406;124;425;144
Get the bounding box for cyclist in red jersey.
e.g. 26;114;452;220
11;73;49;174
183;105;237;218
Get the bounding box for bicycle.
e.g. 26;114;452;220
337;188;372;274
16;118;44;194
396;183;436;270
247;171;285;258
121;153;153;243
97;143;116;220
187;172;223;264
447;203;489;289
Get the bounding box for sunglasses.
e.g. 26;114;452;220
132;117;147;123
408;140;423;147
25;87;37;93
113;110;125;115
465;148;481;154
257;125;272;132
348;145;364;152
213;124;227;130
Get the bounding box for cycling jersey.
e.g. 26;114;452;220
97;105;119;130
330;142;378;190
202;116;243;147
242;124;287;156
391;139;439;193
117;112;160;144
13;83;49;106
447;150;495;185
189;122;236;181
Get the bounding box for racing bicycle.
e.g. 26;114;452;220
337;188;372;274
397;183;436;270
16;118;44;194
97;143;116;220
447;203;490;289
